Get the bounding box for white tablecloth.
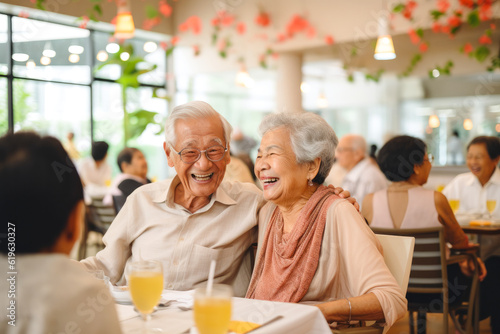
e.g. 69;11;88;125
117;291;331;334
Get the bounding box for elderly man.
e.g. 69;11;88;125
81;101;355;297
103;147;150;208
335;134;387;206
443;136;500;333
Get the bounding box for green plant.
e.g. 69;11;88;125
0;80;33;134
95;43;164;146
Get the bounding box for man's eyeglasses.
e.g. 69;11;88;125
171;145;228;164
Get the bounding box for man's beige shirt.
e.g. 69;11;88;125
81;177;265;297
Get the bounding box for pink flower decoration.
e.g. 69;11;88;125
189;16;202;34
437;0;450;13
236;22;246;35
459;0;474;8
79;16;89;29
160;41;168;50
286;14;309;37
272;52;279;59
490;23;496;30
463;43;473;54
408;29;420;44
179;16;202;35
419;42;428;53
306;27;316;39
18;11;30;18
324;35;334;45
211;17;220;27
255;12;271;27
142;17;161;30
479;4;492;21
432;22;441;33
171;36;179;46
447;16;461;27
479;35;492;44
277;34;286;43
407;1;417;9
441;25;451;34
159;0;172;17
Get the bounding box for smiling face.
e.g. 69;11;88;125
467;143;499;186
165;115;230;204
255;127;317;208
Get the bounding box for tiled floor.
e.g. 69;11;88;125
388;312;492;334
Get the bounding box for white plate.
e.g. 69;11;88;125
111;286;132;304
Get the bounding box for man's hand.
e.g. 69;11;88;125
328;185;360;212
459;257;487;281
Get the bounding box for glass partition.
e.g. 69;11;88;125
13;79;91;153
0;77;6;135
0;14;8;75
12;17;91;84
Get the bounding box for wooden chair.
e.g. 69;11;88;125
332;233;415;334
371;227;480;334
78;197;116;259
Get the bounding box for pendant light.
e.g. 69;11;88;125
115;1;135;40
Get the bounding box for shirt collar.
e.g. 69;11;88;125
487;167;500;186
152;176;237;208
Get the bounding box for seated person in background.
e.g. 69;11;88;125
81;101;355;297
363;135;471;249
223;154;254;184
63;131;81;161
78;141;111;199
0;132;121;334
336;134;387;207
246;113;406;329
443;135;500;332
103;147;150;207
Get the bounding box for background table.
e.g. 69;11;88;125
116;293;332;334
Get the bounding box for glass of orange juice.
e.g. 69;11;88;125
194;284;232;334
127;260;163;332
487;199;497;219
449;199;460;214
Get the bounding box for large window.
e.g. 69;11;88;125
1;12;169;178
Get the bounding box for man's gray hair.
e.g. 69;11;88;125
259;112;338;184
165;101;233;147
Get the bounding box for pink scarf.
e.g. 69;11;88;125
246;185;340;302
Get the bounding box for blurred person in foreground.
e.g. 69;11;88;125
246;113;406;329
335;134;387;207
81;101;355;297
103;147;151;207
0;132;121;334
443;136;500;333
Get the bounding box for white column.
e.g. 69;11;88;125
276;52;303;113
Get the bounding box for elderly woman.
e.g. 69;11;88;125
246;112;406;328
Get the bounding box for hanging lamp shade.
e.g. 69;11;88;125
374;16;396;60
115;2;135;40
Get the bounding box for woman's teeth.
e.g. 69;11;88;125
263;178;278;184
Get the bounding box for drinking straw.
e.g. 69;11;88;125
206;260;216;296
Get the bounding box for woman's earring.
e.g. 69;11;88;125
308;179;313;186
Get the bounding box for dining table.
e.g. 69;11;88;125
456;215;500;235
116;290;332;334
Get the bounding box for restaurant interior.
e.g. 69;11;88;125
1;0;500;333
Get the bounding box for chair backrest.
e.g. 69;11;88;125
86;197;116;234
374;233;415;295
371;227;447;294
